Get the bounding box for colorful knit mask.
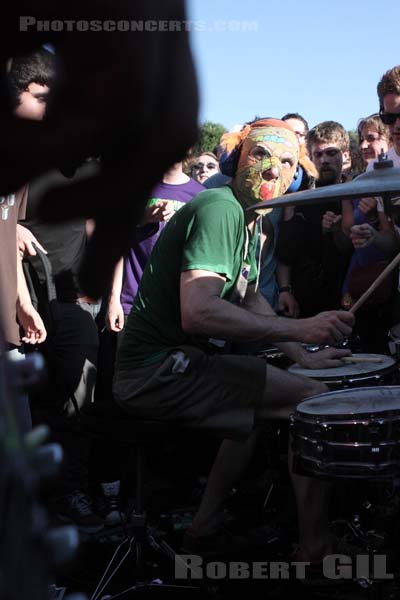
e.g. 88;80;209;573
237;124;298;204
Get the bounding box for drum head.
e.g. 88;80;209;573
296;386;400;416
288;353;395;379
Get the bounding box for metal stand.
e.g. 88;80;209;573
89;444;207;599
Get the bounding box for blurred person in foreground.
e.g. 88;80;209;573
0;0;199;298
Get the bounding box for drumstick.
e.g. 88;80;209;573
350;251;400;313
341;357;383;363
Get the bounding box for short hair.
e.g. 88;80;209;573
7;48;56;108
306;120;350;155
281;112;309;133
193;151;218;162
356;113;390;145
377;65;400;108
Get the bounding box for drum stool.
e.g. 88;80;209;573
82;403;202;598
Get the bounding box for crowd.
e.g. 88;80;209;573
1;42;400;566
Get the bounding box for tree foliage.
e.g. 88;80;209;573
348;129;358;144
192;121;227;155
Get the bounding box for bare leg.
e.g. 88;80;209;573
191;364;327;537
191;431;260;534
289;443;333;561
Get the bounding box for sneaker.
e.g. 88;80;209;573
100;480;126;527
56;490;104;534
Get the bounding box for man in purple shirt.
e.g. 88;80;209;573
106;162;204;330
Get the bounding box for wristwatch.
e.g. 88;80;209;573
279;285;292;294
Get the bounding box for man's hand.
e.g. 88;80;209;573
359;197;378;218
17;302;47;344
106;298;124;332
299;310;354;346
144;201;175;224
278;291;299;318
322;211;342;232
16;224;47;258
350;223;376;248
298;346;351;369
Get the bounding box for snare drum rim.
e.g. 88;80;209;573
293;385;400;419
288;354;397;382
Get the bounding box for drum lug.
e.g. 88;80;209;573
347;374;381;385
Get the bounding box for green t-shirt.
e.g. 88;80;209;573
117;186;260;369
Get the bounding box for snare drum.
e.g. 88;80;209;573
288;353;398;390
291;386;400;480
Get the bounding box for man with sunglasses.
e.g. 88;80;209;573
378;65;400;163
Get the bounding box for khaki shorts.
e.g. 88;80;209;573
113;345;266;440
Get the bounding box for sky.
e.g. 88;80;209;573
187;0;400;132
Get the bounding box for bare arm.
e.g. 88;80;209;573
242;283;351;366
106;256;125;332
180;270;353;361
16;244;46;344
350;214;400;255
86;218;96;238
375;212;400;254
340;199;354;235
16;224;47;258
276;262;299;318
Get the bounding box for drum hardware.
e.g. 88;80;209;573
304;344;323;353
389;324;400;361
256;346;293;370
342;357;384;364
346;374;388;385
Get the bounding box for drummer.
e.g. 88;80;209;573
113;118;354;561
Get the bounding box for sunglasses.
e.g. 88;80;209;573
194;162;218;170
379;109;400;125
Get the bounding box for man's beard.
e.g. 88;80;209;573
317;168;338;186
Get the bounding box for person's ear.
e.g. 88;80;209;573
342;150;351;165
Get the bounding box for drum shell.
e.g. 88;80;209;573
291;386;400;480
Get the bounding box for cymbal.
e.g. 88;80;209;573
248;166;400;212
